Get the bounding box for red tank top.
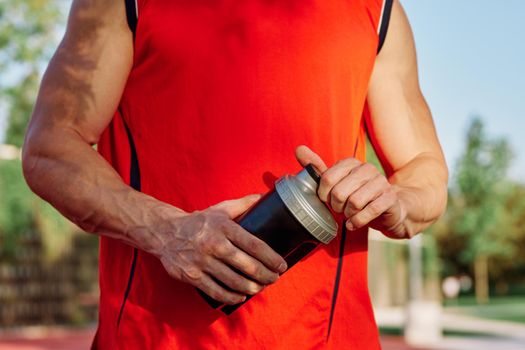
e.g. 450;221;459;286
96;1;387;348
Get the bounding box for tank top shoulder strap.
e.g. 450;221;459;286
124;0;148;36
377;0;394;53
364;0;394;54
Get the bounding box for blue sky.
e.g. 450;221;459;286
1;1;524;181
402;0;525;181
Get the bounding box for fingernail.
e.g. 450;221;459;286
346;221;355;231
278;262;288;273
249;285;262;295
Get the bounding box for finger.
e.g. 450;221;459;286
295;145;328;174
196;227;280;284
212;194;262;219
225;222;287;274
204;258;264;295
194;273;247;305
216;242;280;285
330;163;380;213
346;191;397;230
344;175;389;218
318;158;362;202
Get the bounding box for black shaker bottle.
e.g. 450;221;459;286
198;164;338;314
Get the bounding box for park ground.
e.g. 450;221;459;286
0;328;424;350
0;296;524;350
0;326;522;350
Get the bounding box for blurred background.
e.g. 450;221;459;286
0;1;524;349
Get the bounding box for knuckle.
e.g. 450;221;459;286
220;216;236;230
227;276;245;291
213;239;234;257
339;158;359;167
384;191;397;204
352;216;367;228
246;238;263;254
330;187;347;204
348;195;364;210
368;200;384;216
321;172;337;187
222;243;237;257
264;271;279;284
377;177;390;190
246;263;275;284
334;159;347;167
181;266;203;284
250;264;265;279
243;261;261;277
362;163;378;174
202;235;227;255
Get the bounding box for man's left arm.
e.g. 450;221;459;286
296;0;448;239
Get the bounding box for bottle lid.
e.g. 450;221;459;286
275;165;338;244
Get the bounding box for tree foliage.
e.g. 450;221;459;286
453;117;514;262
0;159;34;256
0;2;74;262
0;159;75;262
0;0;64;146
433;116;525;300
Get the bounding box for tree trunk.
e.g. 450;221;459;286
474;255;489;304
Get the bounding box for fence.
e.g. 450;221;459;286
0;231;99;328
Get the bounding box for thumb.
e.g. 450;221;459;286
212;194;262;219
295;145;328;174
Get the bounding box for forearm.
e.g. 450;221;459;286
22;127;186;253
388;152;448;238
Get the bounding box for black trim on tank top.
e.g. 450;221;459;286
377;0;394;54
124;0;138;36
326;132;360;339
116;112;141;329
326;223;347;340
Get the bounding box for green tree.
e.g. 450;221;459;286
450;117;514;303
0;1;74;261
489;183;525;291
0;0;63;146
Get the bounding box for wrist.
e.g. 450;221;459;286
390;184;420;238
376;184;411;239
125;191;188;255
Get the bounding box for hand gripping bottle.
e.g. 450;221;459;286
200;164;338;314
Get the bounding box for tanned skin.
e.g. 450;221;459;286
22;0;447;304
296;1;448;239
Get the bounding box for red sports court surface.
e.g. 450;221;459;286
0;328;425;350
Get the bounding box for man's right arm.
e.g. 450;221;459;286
22;0;286;305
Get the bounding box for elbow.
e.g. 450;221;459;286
425;155;449;221
439;186;449;218
436;165;449;219
21;125;47;195
424;175;448;229
21;135;40;193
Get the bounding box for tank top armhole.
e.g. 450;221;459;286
377;0;394;54
124;0;138;35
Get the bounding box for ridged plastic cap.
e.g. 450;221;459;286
275;165;338;244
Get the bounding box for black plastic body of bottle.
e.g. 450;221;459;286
198;187;320;314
